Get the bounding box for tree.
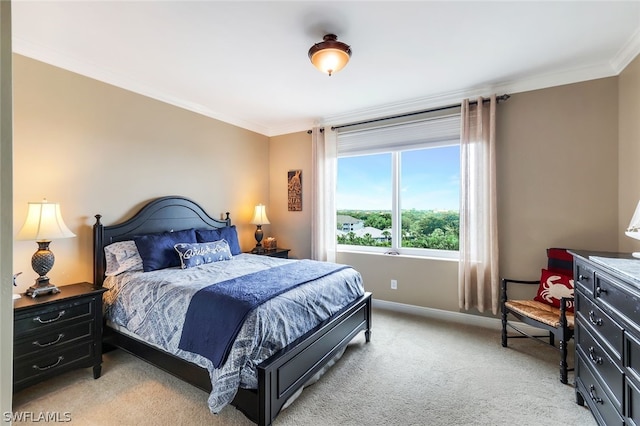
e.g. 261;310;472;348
337;209;459;250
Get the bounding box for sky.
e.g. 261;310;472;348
336;146;460;211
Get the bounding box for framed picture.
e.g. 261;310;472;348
288;170;302;211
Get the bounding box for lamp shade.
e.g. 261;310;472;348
250;204;270;225
626;200;640;258
626;200;640;238
17;200;75;241
308;34;352;76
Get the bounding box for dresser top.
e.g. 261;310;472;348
570;250;640;289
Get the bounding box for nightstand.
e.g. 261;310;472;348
13;282;107;392
249;248;290;259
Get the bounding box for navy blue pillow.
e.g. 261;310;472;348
134;228;197;272
196;226;241;255
195;228;221;244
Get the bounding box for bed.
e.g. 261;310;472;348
93;196;372;426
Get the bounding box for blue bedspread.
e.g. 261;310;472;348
102;254;364;413
178;259;350;368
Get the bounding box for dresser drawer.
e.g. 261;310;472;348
14;320;93;360
577;353;624;426
13;342;95;388
577;322;624;408
14;297;94;337
628;376;640;426
576;291;623;361
575;259;596;296
627;332;640;386
595;271;640;331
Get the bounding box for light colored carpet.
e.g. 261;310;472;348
12;308;595;425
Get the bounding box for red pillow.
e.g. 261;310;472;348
534;268;575;312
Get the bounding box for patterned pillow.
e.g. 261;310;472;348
174;240;233;269
134;228;197;272
196;226;241;255
534;268;575;312
104;240;144;276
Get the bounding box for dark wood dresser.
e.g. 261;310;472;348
13;282;108;392
570;250;640;426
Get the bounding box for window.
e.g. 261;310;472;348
335;112;460;257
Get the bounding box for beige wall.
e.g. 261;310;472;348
273;77;621;314
268;131;312;259
12;55;270;293
618;55;640;252
498;78;619;284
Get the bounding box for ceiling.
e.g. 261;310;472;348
11;1;640;137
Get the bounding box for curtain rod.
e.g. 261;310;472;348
327;94;510;132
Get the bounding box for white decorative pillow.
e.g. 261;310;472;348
104;240;144;276
174;240;233;269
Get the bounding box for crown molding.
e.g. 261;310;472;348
611;26;640;74
320;61;619;130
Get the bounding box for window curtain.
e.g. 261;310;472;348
311;127;337;262
458;95;499;314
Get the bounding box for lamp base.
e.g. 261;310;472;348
26;278;60;298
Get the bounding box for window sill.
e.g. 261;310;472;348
336;248;459;262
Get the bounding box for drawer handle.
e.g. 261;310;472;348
588;347;603;365
588;310;603;326
32;356;64;371
595;286;608;296
589;385;603;405
32;333;64;348
33;310;66;324
579;274;590;281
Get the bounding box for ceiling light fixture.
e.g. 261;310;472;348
308;34;352;76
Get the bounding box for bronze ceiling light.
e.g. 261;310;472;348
308;34;352;76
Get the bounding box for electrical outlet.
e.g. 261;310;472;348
391;279;397;290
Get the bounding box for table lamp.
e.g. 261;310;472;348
250;204;270;253
626;200;640;258
16;199;76;297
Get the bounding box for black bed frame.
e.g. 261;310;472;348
93;196;372;426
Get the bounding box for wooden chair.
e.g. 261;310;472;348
501;248;575;384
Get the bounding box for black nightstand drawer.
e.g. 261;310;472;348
248;248;290;259
13;342;95;388
15;298;93;336
264;249;289;259
14;321;93;360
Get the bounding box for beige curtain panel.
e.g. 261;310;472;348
458;95;500;314
311;127;337;262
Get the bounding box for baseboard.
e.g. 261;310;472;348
371;298;543;335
